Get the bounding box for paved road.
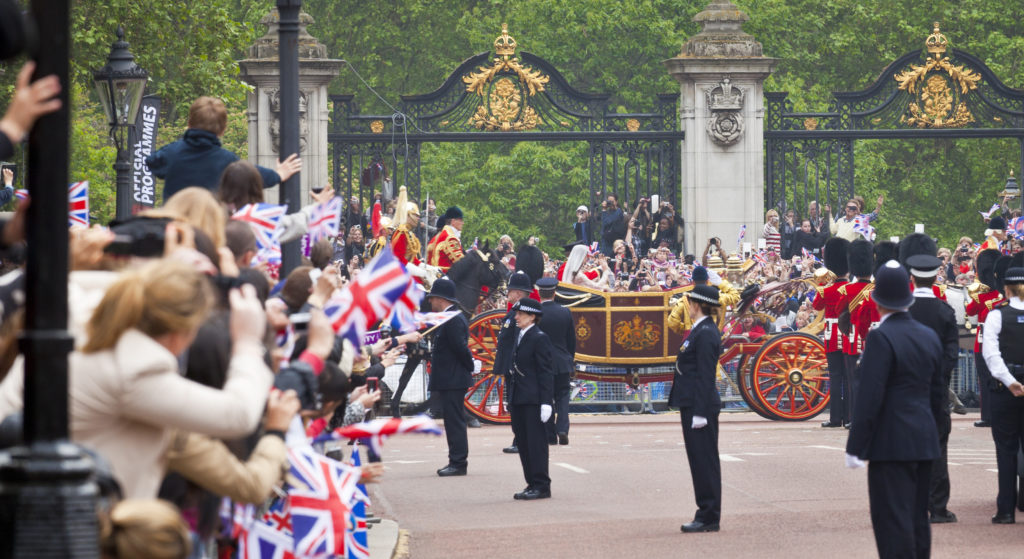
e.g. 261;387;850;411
368;413;1024;558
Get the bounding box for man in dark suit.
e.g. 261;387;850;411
846;260;946;558
426;278;475;477
537;277;576;445
906;254;960;524
507;298;555;500
497;271;534;454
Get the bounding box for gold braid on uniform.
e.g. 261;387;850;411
395;224;421;263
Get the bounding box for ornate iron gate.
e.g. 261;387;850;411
329;25;682;214
765;23;1024;214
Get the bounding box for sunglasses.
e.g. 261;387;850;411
845;206;858;211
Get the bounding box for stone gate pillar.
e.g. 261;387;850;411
238;10;342;201
664;1;777;257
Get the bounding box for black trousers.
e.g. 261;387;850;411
976;352;993;423
545;373;571;440
390;354;423;418
437;389;468;469
827;351;849;424
845;352;860;422
510;403;550;490
989;387;1024;516
868;460;932;559
680;408;721;524
929;411;952;515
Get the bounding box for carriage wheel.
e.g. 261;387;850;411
748;333;829;421
464;310;510;424
736;354;777;420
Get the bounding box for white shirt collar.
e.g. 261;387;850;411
1008;296;1024;310
693;315;709;328
912;287;935;298
518;324;534;340
446;224;461;239
878;310;906;325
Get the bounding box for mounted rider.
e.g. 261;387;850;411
390;185;439;285
427;206;466;274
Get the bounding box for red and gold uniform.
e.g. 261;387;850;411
390;224;422;267
979;235;1001;252
426;225;465;273
813;278;848;353
965;288;1005;353
850;285;879;349
840;280;871;355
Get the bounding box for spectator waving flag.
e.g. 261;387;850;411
312;415;443;456
68;181;89;227
323;249;414;350
288;446;363;558
308;196;343;244
412;309;461;330
233;202;287;254
852;214;875;241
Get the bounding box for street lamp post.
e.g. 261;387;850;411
93;27;148;222
277;0;302;276
0;0;101;556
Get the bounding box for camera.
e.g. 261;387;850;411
289;312;311;333
103;216;172;258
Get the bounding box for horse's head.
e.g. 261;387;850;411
474;240;510;292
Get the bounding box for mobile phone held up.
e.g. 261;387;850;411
366;378;379;393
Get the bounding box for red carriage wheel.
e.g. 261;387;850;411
748;333;830;421
464;310;510;424
737;354;777;421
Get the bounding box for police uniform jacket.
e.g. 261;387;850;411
507;326;555;406
846;313;945;461
428;306;474;391
492;308;518;378
908;292;959;382
668;317;722;417
538;300;576;375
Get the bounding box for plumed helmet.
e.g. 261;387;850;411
515;245;545;285
823;237;850;276
976;248;1001;289
847;239;874;278
897;233;937;269
872;241;898;274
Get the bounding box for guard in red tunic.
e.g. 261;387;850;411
979;215;1007;253
814;237;850;428
966;249;1006;428
840;239;874;418
426;206;466;274
849;241;899;370
390;186;437;286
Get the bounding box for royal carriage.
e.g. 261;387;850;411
461;278;831;424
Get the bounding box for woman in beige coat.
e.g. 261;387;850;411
0;259;273;498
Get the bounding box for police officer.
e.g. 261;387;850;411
537;277;575;445
498;271;534;454
980;265;1024;524
906;254;960;524
845;260;945;558
426;278;475;477
507;298;555;500
669;284;723;533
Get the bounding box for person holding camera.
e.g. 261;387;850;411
574;205;594;245
599;194;626;256
981;265;1024;524
0;62;62;162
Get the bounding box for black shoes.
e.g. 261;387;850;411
991;513;1014;524
1018;482;1024;512
436;465;467;477
547;438;558;445
929;510;957;524
502;445;519;454
821;420;844;428
513;487;551;500
681;520;720;533
974;420;991;428
558;433;569;445
467;417;482;428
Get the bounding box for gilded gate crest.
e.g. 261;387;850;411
463;24;549;131
894;23;981;128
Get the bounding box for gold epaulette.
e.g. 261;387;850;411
967;281;990;304
937;284;947;297
838;284;848;296
849;284;874;312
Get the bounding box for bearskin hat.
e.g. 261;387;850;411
994;255;1012;292
872;241;899;274
1011;252;1024;269
823;237;850;276
515;245;545;286
976;248;1001;289
848;239;874;278
897;233;937;270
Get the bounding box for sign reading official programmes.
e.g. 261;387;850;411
128;95;160;213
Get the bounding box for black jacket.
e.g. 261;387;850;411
792;229;826;256
492;308;518;378
507;325;555;406
538;300;576;375
574;219;594;245
668;317;722;417
908;296;959;385
845;312;944;461
428;305;474;390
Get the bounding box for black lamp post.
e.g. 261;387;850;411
1000;170;1020;213
93;27;148;222
278;0;302;275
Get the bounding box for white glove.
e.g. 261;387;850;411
540;404;552;423
691;415;708;429
406;263;428;279
845;453;866;469
706;269;722;286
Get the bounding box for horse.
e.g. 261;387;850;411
447;240;510;315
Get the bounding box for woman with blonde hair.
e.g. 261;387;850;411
100;499;191;559
162;187;227;248
762;209;781;254
0;259;273;498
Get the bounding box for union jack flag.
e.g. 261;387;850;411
588;242;599;256
736;224;746;250
980;203;1000;221
312;415;442;457
234;501;295;559
411;310;461;329
68;181;89;227
346;447;370;559
288;446;363;558
14;189;28;201
308;196;343;244
801;247;820;263
233;203;288;257
752;250;768;268
853;214;875;241
323;250;414;349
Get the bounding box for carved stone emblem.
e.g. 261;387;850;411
704;77;745;146
268;88;309;154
